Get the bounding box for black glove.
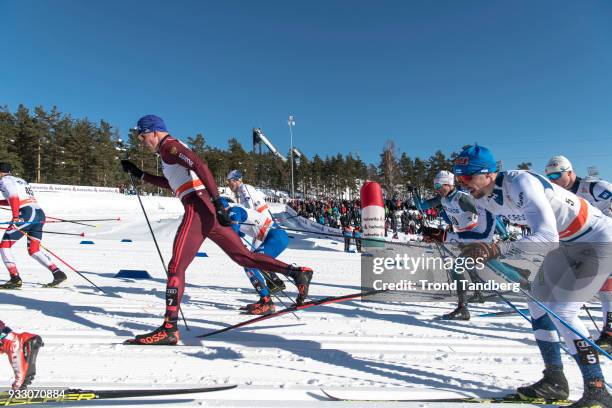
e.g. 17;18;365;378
212;197;232;227
460;242;501;263
120;160;144;179
421;226;446;243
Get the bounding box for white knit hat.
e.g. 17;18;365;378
545;156;573;175
434;170;455;186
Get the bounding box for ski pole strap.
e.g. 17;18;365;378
488;259;612;361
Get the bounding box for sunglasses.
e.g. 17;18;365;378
456;174;476;184
434;183;443;190
546;172;563;180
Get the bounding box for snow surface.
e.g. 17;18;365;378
0;190;608;407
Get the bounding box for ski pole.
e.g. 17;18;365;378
125;170;190;331
435;243;612;388
1;208;99;228
11;226;106;293
406;189;454;299
274;214;301;222
240;221;424;248
42;215;96;228
239;236;299;320
0;227;85;237
436;242;587;381
4;218;121;224
487;260;612;389
0;219;111;227
437;243;532;323
488;260;612;361
35;217;120;224
261;271;300;319
582;305;600;332
51;217;120;223
433;243;454;297
269;289;298;319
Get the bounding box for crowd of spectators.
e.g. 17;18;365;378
289;198;362;229
288;194;431;238
286;192;533;245
118;184;137;195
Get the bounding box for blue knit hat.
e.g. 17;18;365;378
453;144;497;175
136;114;167;134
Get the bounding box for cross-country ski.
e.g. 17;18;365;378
320;388;573;405
0;385;236;406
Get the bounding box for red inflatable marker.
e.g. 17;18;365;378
360;181;385;247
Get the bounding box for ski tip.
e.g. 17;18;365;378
117;217;121;221
80;232;85;236
320;388;341;401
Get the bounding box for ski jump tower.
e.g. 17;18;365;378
252;128;287;162
252;128;307;163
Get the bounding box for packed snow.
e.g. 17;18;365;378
0;189;608;407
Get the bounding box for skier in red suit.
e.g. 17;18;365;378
120;115;313;345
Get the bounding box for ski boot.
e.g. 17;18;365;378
569;378;612;408
516;368;569;402
0;276;22;289
125;319;179;345
439;305;470;321
595;332;611;354
262;271;286;294
466;291;485;304
1;332;44;389
43;270;67;288
244;296;276;315
287;265;313;306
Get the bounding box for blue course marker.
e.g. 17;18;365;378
121;239;133;243
114;270;152;279
80;240;95;245
195;252;208;257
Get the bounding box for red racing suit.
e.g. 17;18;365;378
141;136;291;322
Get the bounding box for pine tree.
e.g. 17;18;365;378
0;106;22;175
187;133;207;157
427;150;452;186
14;104;38;180
378;140;400;196
517;162;532;170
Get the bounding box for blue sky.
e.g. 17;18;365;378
1;1;611;178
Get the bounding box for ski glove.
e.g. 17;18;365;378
421;226;446;243
460;242;500;263
212;197;233;227
120;160;144;179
